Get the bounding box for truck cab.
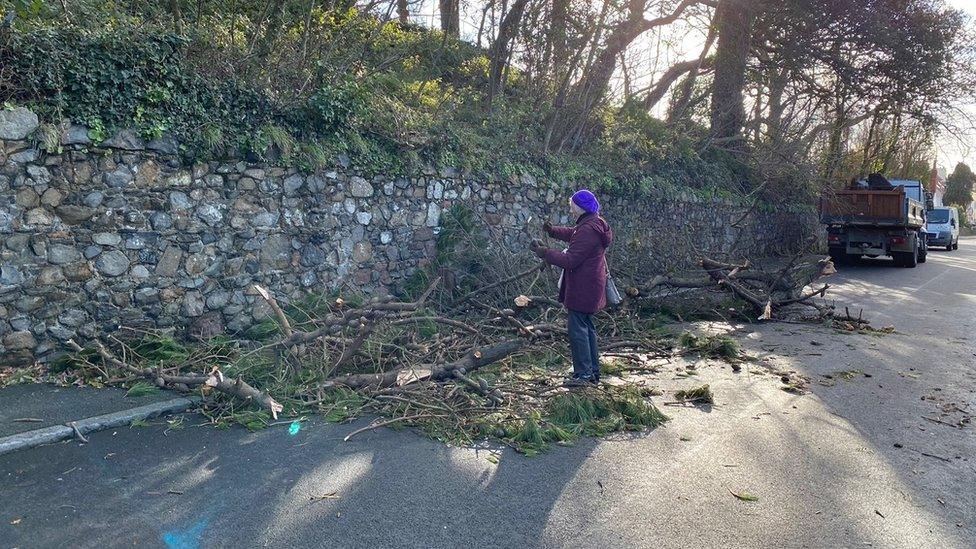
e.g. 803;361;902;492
925;207;960;250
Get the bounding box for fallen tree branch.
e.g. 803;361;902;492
322;338;530;390
276;277;442;348
630;255;836;321
776;284;829;306
389;316;480;335
431;339;528;380
66;339;284;419
452;369;505;406
252;284;293;338
332;320;376;371
68;421;89;443
457;262;545;302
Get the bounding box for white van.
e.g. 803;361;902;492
925;207;960;250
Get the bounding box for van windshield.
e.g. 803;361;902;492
928;209;951;224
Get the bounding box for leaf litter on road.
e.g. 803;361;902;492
729;489;759;502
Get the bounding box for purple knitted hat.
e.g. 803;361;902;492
571;189;600;213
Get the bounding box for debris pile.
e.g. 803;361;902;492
630;253;837;320
58;210;842;452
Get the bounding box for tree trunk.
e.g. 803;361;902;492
440;0;460;36
300;0;317;63
254;0;286;60
573;2;644;110
397;0;409;24
548;0;569;83
821;94;849;185
709;0;757;151
543;0;609;153
879;111;903;174
169;0;184;35
487;0;531;106
765;66;788;145
751;85;763;142
857;109;882;176
620;52;633;98
556;0;701;149
642;24;715;111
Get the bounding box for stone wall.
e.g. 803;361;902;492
0;108;819;365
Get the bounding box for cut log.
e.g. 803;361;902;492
431;339;527;380
323;338;528;390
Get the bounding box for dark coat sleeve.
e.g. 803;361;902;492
547;225;574;242
544;225;599;270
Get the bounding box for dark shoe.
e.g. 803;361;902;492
564;376;592;387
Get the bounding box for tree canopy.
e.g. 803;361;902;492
1;0;973;200
944;162;976;206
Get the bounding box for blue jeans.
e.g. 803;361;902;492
568;310;600;380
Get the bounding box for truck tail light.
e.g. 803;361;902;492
890;236;906;245
827;234;841;243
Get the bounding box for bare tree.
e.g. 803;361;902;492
550;0;709;150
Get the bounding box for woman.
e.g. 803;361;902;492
531;189;613;384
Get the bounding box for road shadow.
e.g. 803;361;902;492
0;407;612;548
716;242;976;543
2;242;974;548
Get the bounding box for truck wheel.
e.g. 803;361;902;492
906;246;918;268
893;250;917;268
829;251;848;265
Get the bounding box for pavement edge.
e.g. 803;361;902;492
0;396;200;456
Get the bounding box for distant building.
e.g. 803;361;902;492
967;192;976;226
929;165;947;207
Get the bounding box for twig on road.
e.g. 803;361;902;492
921;416;961;429
68;422;88;443
343;413;440;442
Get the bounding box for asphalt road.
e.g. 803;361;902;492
0;384;179;438
2;239;974;549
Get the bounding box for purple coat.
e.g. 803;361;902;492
543;213;614;314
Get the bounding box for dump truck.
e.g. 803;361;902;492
820;179;927;267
